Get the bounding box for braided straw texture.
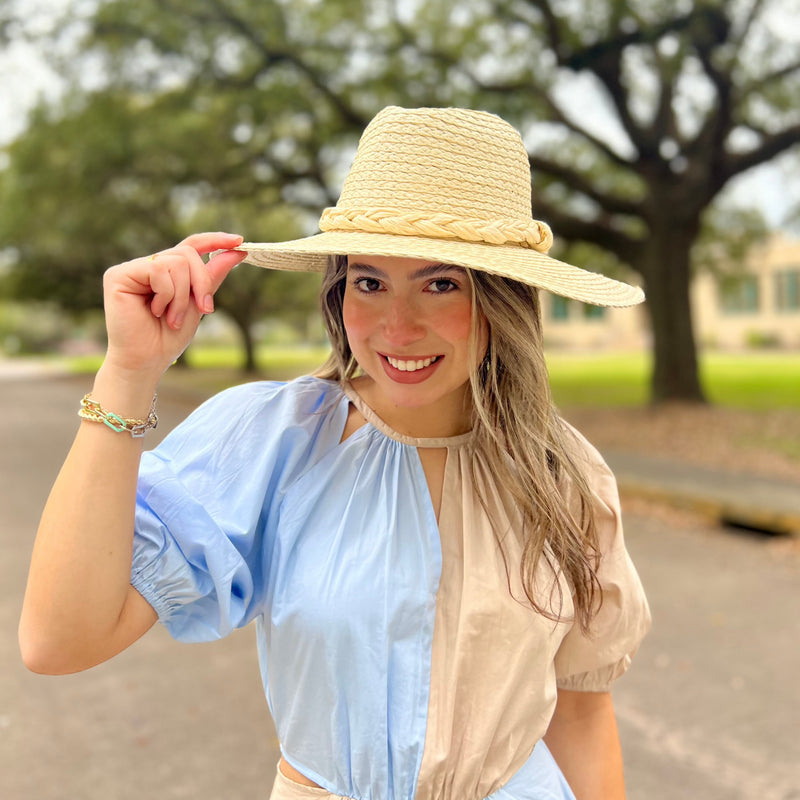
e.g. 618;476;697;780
320;106;553;251
320;208;553;251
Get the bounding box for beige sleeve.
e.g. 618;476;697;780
554;426;652;692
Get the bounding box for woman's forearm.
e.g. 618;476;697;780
544;689;626;800
19;365;160;674
19;233;245;674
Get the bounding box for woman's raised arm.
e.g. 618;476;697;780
18;232;246;675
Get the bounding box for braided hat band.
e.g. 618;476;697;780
319;208;555;251
238;106;644;307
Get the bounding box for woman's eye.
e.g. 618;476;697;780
428;278;458;293
354;277;382;293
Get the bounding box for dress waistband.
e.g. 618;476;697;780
268;742;575;800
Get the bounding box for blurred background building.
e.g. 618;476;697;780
542;233;800;351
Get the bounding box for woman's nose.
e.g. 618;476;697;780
382;296;426;346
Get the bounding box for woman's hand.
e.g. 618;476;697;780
102;231;247;380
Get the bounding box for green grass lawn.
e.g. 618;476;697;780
64;347;800;410
66;345;330;378
545;351;800;409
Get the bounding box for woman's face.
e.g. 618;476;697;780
342;254;487;432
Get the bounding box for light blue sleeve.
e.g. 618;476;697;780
131;377;344;643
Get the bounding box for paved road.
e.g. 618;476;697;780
2;375;798;799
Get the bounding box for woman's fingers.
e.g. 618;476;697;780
173;243;246;313
105;232;246;332
177;231;244;257
144;257;177;319
167;244;215;318
206;248;248;297
143;238;244;325
153;253;192;329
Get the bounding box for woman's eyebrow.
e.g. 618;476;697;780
347;263;386;278
347;262;466;280
409;263;466;280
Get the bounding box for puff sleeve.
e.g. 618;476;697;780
130;378;342;643
554;427;652;692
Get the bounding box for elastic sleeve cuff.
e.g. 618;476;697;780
130;568;177;623
556;653;632;693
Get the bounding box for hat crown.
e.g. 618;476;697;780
338;106;533;223
320;107;553;251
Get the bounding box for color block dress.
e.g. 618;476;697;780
131;377;651;800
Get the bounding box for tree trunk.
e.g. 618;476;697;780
642;225;707;404
227;313;258;373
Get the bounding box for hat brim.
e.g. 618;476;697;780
236;231;645;308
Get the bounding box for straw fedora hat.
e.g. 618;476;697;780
237;106;644;307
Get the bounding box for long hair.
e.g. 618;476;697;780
316;255;601;632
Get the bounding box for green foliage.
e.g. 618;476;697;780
0;301;71;355
743;330;782;349
692;203;770;277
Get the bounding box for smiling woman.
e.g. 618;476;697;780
21;106;650;800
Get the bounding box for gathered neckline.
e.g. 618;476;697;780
341;382;474;449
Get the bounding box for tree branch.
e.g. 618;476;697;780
686;9;736;187
560;9;698;73
206;0;368;129
742;59;800;97
587;50;651;155
92;20;185;60
647;44;683;144
519;0;565;61
535;7;725;158
537;91;635;168
727;0;767;58
394;2;638;167
450;65;635;169
721;123;800;182
517;0;649;150
534;200;644;268
529;155;642;217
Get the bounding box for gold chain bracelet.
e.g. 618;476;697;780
78;393;158;438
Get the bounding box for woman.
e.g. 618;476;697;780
20;107;650;800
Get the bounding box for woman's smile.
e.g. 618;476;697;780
378;352;444;384
383;354;441;372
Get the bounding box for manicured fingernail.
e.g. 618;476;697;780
203;295;214;313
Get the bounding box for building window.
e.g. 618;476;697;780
582;304;606;320
550;295;570;321
774;269;800;312
719;275;759;314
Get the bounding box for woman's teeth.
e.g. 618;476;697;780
386;355;439;372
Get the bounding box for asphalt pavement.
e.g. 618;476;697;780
2;371;798;800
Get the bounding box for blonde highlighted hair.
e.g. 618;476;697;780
316;255;601;631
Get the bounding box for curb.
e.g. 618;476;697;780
606;453;800;537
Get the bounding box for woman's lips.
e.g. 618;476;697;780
379;353;443;383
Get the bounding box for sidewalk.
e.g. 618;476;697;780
0;356;73;380
605;450;800;537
